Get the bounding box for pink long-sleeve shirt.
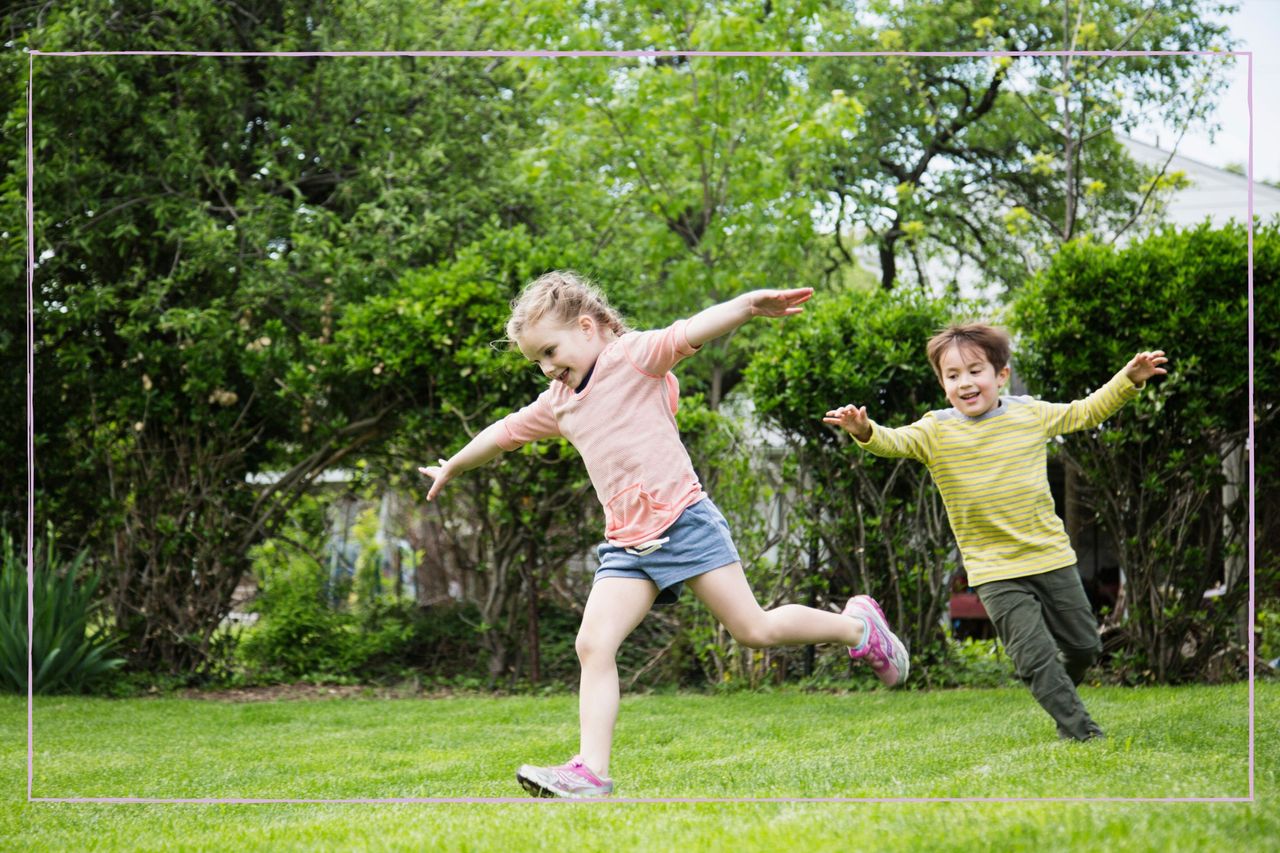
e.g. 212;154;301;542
496;319;706;547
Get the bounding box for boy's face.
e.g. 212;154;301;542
516;314;606;389
938;343;1010;417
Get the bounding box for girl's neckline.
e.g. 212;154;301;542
574;358;599;394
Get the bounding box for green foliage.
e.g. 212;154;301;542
238;541;490;684
748;286;964;667
806;0;1236;291
1011;219;1278;683
0;1;541;674
238;549;350;680
1;0;1251;691
0;526;123;694
497;1;834;407
921;636;1019;690
1260;606;1280;667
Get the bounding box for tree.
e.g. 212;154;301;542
806;0;1237;292
2;1;540;673
496;0;834;409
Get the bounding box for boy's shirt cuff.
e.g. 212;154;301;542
854;421;882;450
1109;369;1144;397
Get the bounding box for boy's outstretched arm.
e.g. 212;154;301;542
1121;349;1168;386
823;404;873;442
684;288;813;348
820;402;936;463
417;421;508;501
1036;349;1169;437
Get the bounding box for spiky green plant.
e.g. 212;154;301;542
0;526;124;693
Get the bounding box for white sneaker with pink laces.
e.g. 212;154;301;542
517;755;614;798
844;594;910;687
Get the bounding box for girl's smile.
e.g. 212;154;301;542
516;315;612;390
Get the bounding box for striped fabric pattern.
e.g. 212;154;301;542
856;371;1141;586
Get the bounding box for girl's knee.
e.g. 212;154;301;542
575;630;617;663
728;620;773;649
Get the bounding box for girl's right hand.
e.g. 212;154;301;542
822;404;872;442
417;458;452;501
749;287;814;317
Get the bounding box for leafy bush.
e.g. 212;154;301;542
920;637;1019;690
236;539;490;684
1260;605;1280;669
237;551;351;680
0;526;124;694
1011;219;1278;683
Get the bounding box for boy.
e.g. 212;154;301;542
824;323;1166;741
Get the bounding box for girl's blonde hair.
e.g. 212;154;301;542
504;270;630;345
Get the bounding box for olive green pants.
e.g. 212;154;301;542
976;565;1104;741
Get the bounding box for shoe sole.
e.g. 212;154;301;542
516;767;613;799
517;772;557;798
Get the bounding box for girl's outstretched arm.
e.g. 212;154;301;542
417;421;508;501
684;288;813;348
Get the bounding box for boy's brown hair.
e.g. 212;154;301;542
925;323;1012;383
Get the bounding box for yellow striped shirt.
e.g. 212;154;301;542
855;371;1141;586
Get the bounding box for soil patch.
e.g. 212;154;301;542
181;683;417;702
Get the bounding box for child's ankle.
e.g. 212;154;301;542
849;616;869;651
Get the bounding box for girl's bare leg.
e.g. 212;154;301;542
686;562;864;648
575;577;658;778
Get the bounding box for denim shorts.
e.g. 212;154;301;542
595;496;741;606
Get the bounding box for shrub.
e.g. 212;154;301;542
0;526;124;694
236;537;491;684
1011;219;1279;683
237;549;353;680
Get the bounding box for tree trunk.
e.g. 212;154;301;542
878;237;898;290
524;541;541;684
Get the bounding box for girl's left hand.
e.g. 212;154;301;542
749;288;814;317
1123;350;1168;385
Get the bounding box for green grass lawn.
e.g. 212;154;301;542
3;683;1277;850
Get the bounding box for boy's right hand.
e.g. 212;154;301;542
417;458;452;501
823;404;873;442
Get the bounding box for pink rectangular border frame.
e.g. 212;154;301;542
24;47;1256;805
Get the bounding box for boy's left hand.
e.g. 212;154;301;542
749;288;814;318
1122;350;1168;385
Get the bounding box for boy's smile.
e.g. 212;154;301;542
939;343;1010;417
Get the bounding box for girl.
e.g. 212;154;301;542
419;271;908;798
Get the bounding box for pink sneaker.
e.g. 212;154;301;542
516;755;614;799
843;594;910;687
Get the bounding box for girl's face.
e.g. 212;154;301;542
938;343;1010;417
516;314;609;389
